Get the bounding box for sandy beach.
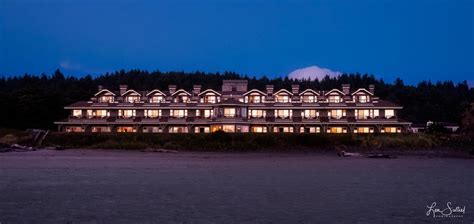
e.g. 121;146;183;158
0;149;472;223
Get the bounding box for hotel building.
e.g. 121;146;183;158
55;80;410;133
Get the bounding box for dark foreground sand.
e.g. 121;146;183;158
0;150;473;224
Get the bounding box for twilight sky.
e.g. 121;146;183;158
0;0;472;85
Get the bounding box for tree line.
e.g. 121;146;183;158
0;69;472;130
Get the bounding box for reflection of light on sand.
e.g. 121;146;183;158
0;150;473;223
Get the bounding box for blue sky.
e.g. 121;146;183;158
0;0;472;85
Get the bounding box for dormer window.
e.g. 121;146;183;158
175;95;189;103
172;89;191;103
122;90;141;103
351;88;374;103
328;95;342;103
95;89;116;103
358;95;369;103
274;89;293;103
300;89;319;103
150;95;164;103
302;95;317;103
325;89;345;103
199;90;221;104
147;89;166;103
249;94;265;103
99;95;114;103
243;89;266;103
125;94;140;103
275;95;290;103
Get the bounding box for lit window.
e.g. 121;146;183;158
275;109;292;119
354;127;374;133
117;126;137;133
251;126;267;133
170;109;187;118
328;127;347;133
119;110;135;118
300;127;320;133
150;95;164;103
169;126;188;133
329;110;346;119
249;109;266;118
328;95;342;103
145;110;161;118
175;95;189;103
273;127;294;133
126;95;140;103
275;95;290;103
302;95;317;103
358;95;369;103
99;95;114;103
302;110;318;119
224;108;236;117
72;110;82;117
385;110;395;118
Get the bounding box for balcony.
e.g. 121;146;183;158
68;116;109;123
329;116;347;122
115;116;137;123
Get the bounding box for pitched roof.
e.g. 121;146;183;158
171;89;191;96
121;89;141;96
199;89;222;96
299;89;320;96
351;88;373;95
273;89;293;95
325;89;345;95
146;89;166;96
243;89;267;96
94;89;115;96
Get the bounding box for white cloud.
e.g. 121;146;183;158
288;65;341;80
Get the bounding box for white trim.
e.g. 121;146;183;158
171;89;191;96
146;89;166;96
121;89;141;96
243;89;267;96
351;88;374;95
273;89;293;96
198;89;222;96
94;89;116;96
299;89;320;96
325;89;345;95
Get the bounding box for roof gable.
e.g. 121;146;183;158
351;88;374;96
199;89;222;96
94;89;116;96
121;89;141;96
273;89;293;96
243;89;267;96
325;89;345;96
171;89;191;96
299;89;320;96
146;89;166;96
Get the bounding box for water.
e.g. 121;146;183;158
0;150;472;223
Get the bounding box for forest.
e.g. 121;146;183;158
0;69;472;130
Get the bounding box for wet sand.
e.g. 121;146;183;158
0;150;473;223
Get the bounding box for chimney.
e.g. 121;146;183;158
119;85;128;95
369;84;375;94
266;85;274;95
291;84;299;95
98;85;103;91
168;85;177;95
193;85;201;95
342;84;350;95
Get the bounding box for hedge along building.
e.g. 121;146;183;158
55;80;411;133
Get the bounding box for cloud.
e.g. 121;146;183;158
288;65;341;80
